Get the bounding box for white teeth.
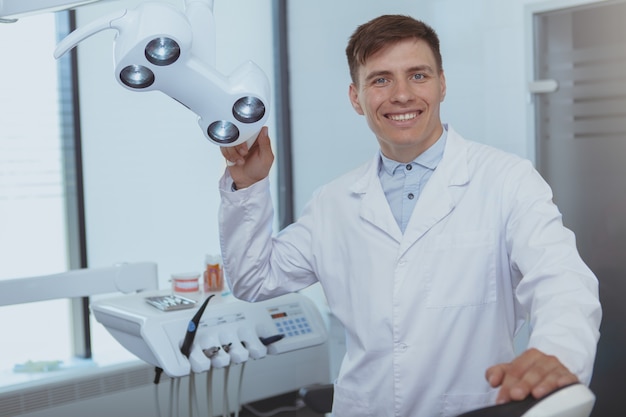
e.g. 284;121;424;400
389;113;417;121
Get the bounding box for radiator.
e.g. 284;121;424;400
0;362;154;416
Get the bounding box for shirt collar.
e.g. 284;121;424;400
379;126;448;176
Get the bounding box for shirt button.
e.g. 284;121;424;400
406;164;412;171
407;193;414;200
397;343;408;352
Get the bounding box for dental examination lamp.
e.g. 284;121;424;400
53;0;270;147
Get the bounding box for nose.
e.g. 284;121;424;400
390;79;415;103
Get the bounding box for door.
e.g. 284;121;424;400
532;1;626;415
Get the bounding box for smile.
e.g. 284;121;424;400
387;111;421;121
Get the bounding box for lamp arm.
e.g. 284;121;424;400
54;8;128;58
0;262;159;307
184;0;216;67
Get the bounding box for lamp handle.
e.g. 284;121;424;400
54;8;128;59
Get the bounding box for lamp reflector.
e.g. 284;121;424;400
232;96;265;124
120;65;155;89
208;121;239;144
145;37;180;66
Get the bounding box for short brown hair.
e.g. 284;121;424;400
345;15;443;84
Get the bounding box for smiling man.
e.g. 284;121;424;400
348;36;446;162
218;15;601;417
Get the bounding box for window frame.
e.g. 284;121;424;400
0;9;91;380
55;10;92;360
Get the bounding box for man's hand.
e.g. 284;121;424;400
220;126;274;190
486;348;579;404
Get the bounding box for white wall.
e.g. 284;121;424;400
287;0;599;215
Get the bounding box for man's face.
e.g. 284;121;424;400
349;38;446;162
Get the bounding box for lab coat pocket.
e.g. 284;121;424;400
424;230;497;309
332;383;374;417
441;389;498;417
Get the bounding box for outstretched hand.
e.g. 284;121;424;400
220;126;274;190
486;348;579;404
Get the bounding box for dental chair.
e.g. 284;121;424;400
299;383;595;416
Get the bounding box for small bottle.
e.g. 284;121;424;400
203;254;224;293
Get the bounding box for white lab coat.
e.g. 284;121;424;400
218;126;601;417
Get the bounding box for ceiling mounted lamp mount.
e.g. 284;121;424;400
54;0;270;147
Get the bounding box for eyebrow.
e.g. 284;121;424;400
364;65;436;83
364;70;393;83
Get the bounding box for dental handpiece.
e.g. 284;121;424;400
180;294;215;358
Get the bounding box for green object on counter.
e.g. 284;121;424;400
13;360;62;373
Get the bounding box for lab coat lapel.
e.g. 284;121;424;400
400;128;470;254
352;155;403;243
351;128;470;246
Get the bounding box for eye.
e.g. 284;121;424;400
374;77;388;85
412;73;426;81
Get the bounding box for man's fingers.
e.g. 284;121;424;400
221;143;248;166
530;367;578;399
256;126;270;146
485;364;506;388
487;349;579;404
488;363;526;404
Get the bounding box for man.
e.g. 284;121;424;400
219;15;601;417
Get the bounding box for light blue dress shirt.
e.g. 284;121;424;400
378;126;447;233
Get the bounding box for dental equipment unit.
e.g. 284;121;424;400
457;383;595;417
90;291;327;378
91;289;328;416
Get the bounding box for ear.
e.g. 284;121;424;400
349;83;364;115
439;70;447;102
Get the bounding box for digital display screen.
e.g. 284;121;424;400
271;312;287;319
